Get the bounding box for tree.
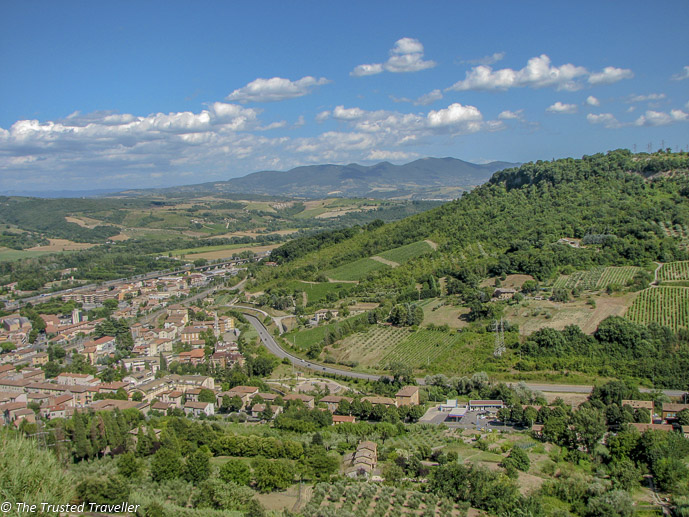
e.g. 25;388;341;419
586;490;633;517
252;457;295;493
184;449;211;484
219;458;251;486
76;476;130;505
198;388;216;404
117;452;141;479
677;408;689;426
150;447;183;482
507;446;530;471
572;408;606;452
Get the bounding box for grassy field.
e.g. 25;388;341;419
324;257;390;281
0;247;62;262
420;299;470;329
625;286;689;330
377;240;434;263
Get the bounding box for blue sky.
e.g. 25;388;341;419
1;1;688;192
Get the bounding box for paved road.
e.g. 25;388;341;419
245;314;688;399
245;314;382;381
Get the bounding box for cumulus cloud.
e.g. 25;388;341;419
351;37;436;76
226;76;330;103
634;109;689;126
414;89;443;106
627;93;666;103
546;102;577;114
447;54;588;92
672;66;689;81
587;66;633;85
586;96;600;106
586;113;623;129
448;55;633;92
427;103;483;128
498;110;523;120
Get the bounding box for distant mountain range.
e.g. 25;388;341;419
123;157;519;199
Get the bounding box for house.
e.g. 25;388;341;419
347;441;378;479
662;403;689;422
56;373;96;386
681;425;689;439
250;403;282;420
493;288;517;300
284;393;315;409
362;396;396;408
319;395;353;413
179;349;206;366
160;390;184;408
255;392;280;404
621;399;654;422
184;401;214;418
332;415;356;425
151;401;171;413
32;352;49;366
395;386;420;406
220;386;259;409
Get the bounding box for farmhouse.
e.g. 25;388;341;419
395;386;420;406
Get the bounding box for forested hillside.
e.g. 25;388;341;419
259;150;689;289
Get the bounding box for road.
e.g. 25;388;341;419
244;314;382;381
246;314;687;398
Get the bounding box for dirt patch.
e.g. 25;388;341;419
517;471;546;495
211;229;297;239
581;292;637;333
542;392;589;407
65;216;101;229
255;485;300;512
315;206;377;219
28;239;95;252
370;255;400;267
425;239;438;250
109;233;130;241
422;300;470;329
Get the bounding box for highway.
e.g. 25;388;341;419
246;314;687;399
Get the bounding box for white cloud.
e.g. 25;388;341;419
627;93;666;103
366;149;418;161
546;102;577;114
448;56;634;92
447;54;588;92
463;52;506;66
586;96;600;106
427;103;483;128
498;110;523;120
414;89;443;106
634;109;689;126
672;66;689;80
351;63;384;77
351;37;436;76
587;66;633;85
226;76;330;103
586;113;623;129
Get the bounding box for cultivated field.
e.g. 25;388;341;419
553;266;641;291
657;261;689;282
658;221;689;250
625;286;689;331
28;238;96;252
324;258;390;281
377;240;434;263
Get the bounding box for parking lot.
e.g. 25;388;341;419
420;406;520;432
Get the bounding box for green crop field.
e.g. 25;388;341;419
279;280;351;305
377;240;433;264
0;248;63;262
658;261;689;282
553;266;640;290
625;286;689;331
324;257;390;281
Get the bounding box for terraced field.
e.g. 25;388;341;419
625;286;689;331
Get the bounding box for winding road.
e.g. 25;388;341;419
245;313;687;398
